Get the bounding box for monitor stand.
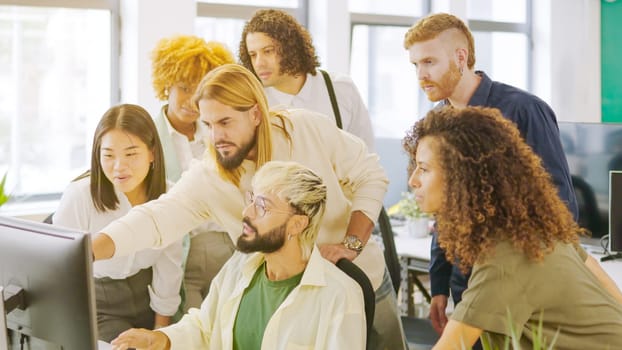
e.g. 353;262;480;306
601;252;622;262
1;286;9;350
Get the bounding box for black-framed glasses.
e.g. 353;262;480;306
244;191;294;218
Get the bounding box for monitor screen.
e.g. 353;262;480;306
0;215;98;349
610;171;622;253
559;121;622;238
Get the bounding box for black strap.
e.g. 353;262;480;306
319;69;343;129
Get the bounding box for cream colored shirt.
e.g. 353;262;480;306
103;109;388;289
155;105;224;234
265;71;375;151
160;247;366;349
53;177;183;316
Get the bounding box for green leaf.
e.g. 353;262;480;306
0;172;9;207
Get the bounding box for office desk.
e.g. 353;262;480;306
590;249;622;289
393;226;432;316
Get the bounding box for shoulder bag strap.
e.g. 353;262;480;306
319;69;343;129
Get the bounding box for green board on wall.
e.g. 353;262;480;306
602;0;622;122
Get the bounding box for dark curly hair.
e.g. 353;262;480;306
403;106;584;272
239;9;320;77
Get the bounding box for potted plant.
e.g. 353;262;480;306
0;172;8;207
396;191;429;238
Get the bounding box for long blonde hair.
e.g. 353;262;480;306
192;64;292;186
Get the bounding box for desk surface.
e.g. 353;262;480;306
392;230;622;290
393;225;432;261
589;249;622;289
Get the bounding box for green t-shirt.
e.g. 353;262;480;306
233;262;303;350
452;241;622;349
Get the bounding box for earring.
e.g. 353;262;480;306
287;234;292;241
459;66;464;76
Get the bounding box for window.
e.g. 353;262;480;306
0;2;115;203
195;17;245;57
350;0;424;17
349;1;429;138
350;25;424;138
467;0;527;22
472;31;528;90
195;1;303;57
349;0;532;138
197;0;298;7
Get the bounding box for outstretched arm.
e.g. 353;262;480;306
111;329;171;350
432;320;482;350
92;233;115;260
585;254;622;304
429;230;452;334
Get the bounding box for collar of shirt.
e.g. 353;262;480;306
467;71;493;106
265;73;316;107
240;246;328;289
161;105;207;141
439;70;492;108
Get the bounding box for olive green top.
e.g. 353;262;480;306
452;241;622;349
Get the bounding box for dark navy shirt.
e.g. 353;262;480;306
430;71;579;303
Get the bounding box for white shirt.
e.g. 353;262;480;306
155;105;224;234
264;71;375;151
161;247;366;349
53;177;183;316
158;106;208;177
102;109;388;289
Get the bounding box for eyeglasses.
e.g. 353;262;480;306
244;191;294;218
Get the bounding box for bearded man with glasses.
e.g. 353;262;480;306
111;161;367;350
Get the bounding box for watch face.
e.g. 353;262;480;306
344;235;363;250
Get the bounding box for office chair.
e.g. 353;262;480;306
336;257;375;347
571;175;603;237
376;207;439;349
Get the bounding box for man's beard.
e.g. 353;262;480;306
237;217;287;254
421;60;462;102
216;131;258;170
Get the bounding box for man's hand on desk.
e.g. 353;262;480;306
429;294;449;335
111;328;171;350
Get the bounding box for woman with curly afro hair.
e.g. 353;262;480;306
151;35;236;316
404;106;622;349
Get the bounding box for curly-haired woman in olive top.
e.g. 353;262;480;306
404;106;622;350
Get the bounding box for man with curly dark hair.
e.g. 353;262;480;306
239;9;375;151
403;106;622;349
403;13;579;341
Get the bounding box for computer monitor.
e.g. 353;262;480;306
609;171;622;254
558;121;622;238
0;215;98;349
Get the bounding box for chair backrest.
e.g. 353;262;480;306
571;175;604;237
377;207;401;294
336;258;375;339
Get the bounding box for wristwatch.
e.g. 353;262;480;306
342;235;365;255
